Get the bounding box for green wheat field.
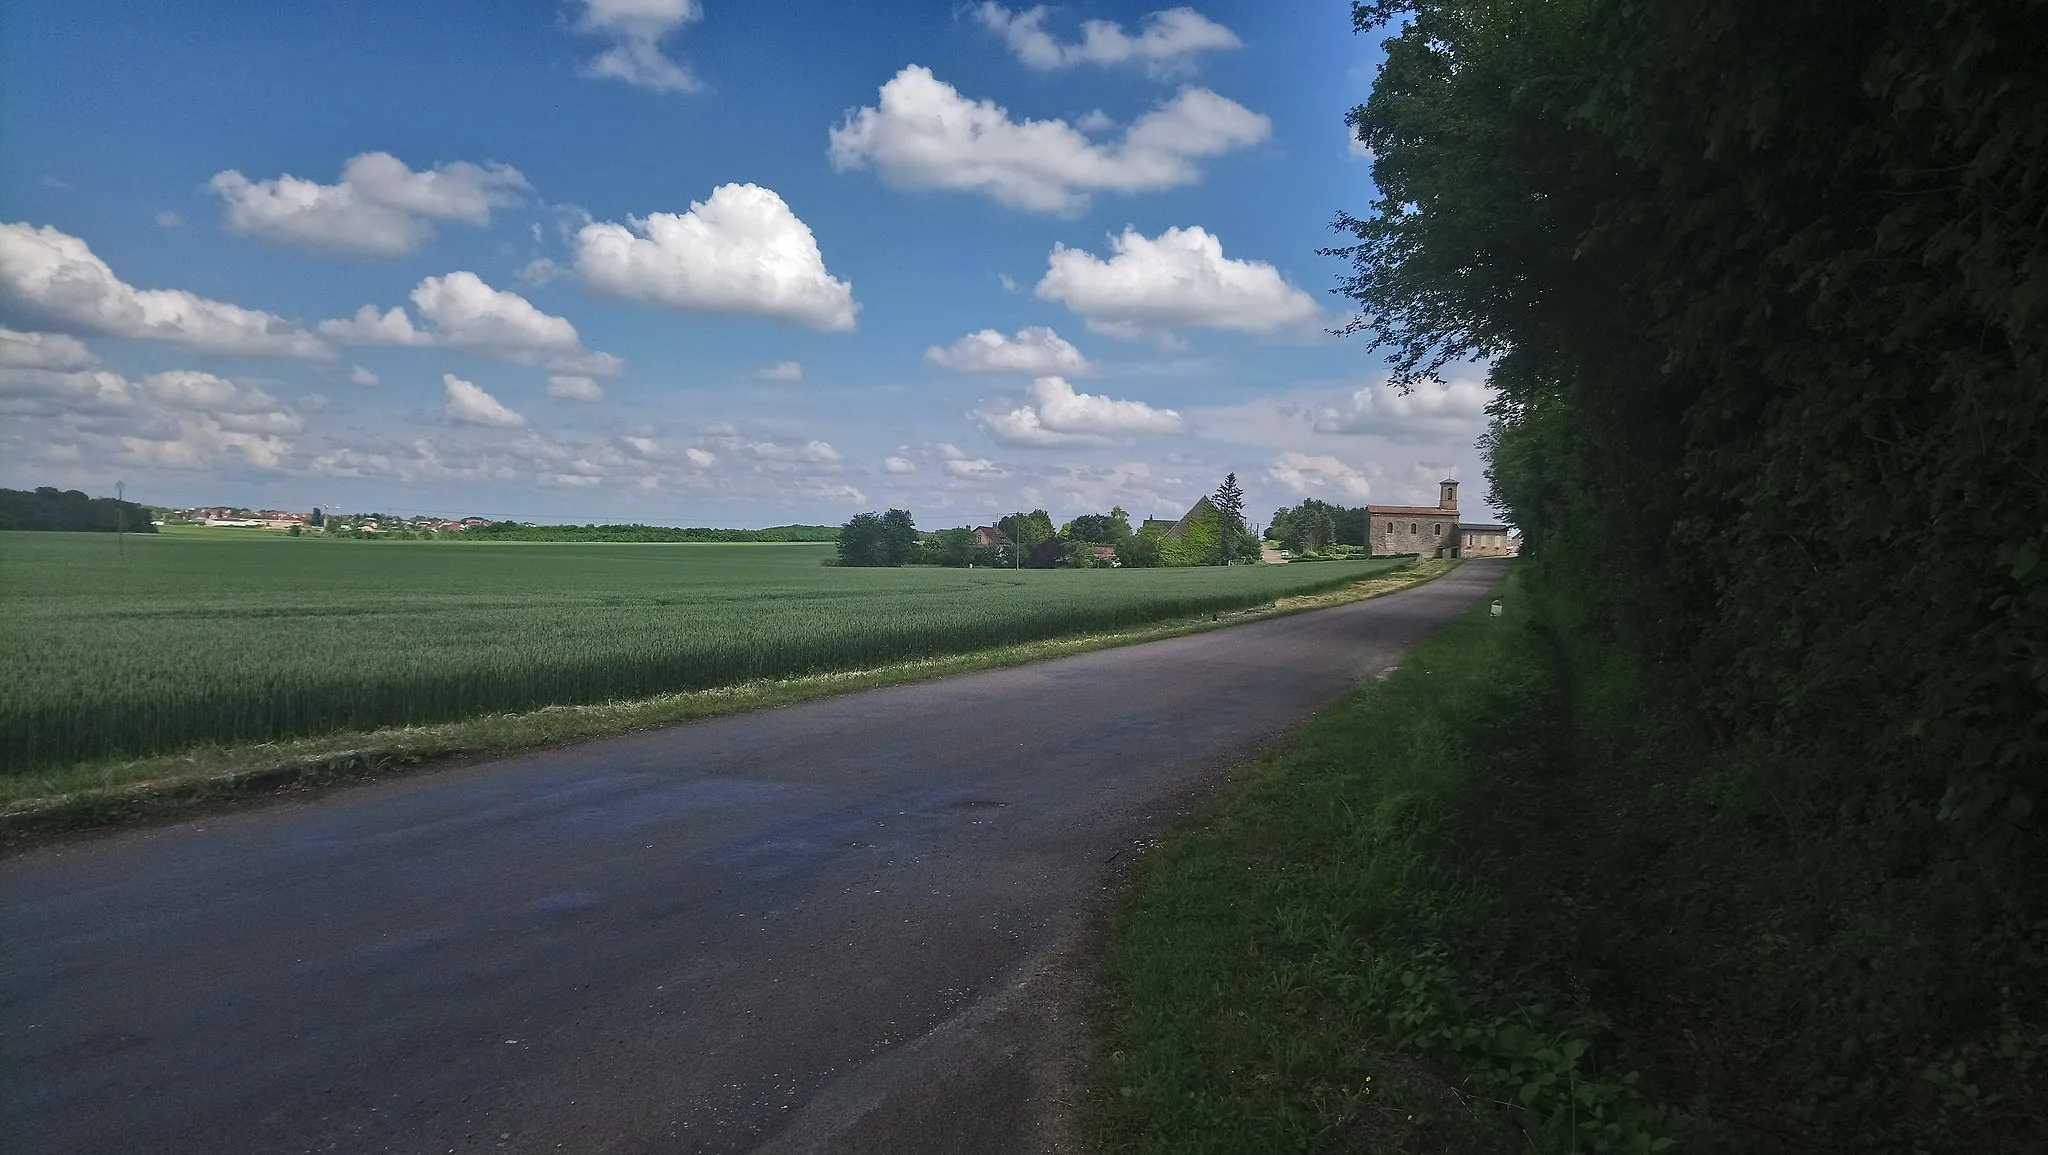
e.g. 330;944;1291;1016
1;533;1396;773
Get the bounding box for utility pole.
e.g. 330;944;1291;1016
116;479;125;555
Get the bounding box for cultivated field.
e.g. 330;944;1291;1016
0;533;1401;772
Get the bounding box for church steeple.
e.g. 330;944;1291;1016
1439;477;1459;511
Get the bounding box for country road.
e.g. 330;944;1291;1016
1;560;1504;1155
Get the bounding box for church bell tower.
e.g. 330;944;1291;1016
1439;477;1459;511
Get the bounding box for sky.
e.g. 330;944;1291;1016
0;0;1501;529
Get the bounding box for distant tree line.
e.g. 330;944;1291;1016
460;522;839;543
835;474;1259;569
0;487;157;534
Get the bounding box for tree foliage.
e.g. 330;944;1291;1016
1268;500;1376;551
1336;0;2047;1145
0;487;157;534
1210;473;1247;564
1339;0;2045;854
1066;506;1133;546
835;509;918;566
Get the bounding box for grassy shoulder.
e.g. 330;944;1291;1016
0;559;1457;842
1093;572;2048;1154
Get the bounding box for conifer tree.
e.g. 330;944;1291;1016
1211;473;1246;564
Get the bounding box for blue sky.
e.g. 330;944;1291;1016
0;0;1500;528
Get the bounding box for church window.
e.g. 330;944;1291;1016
1410;523;1416;533
1434;523;1442;536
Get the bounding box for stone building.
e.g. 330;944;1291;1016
1457;524;1519;557
1366;479;1519;559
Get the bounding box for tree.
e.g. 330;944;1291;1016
1025;537;1068;568
1121;524;1166;567
998;509;1056;566
1210;473;1247;564
1067;506;1133;546
0;487;158;533
309;507;324;528
924;527;980;567
836;513;884;566
838;509;918;566
878;508;918;565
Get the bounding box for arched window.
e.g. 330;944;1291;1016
1434;523;1442;536
1385;521;1394;534
1410;523;1417;534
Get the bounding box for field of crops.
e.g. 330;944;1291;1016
1;533;1400;772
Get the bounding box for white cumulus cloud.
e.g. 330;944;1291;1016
140;370;292;421
1267;451;1374;503
748;439;840;465
207;152;528;257
350;366;379;386
574;0;703;93
412;271;578;352
940;442;1004;479
884;455;916;474
753;360;803;381
3;365;313;471
442;373;525;427
0;327;96;372
975;375;1183;446
975;5;1240;76
319;271;619;375
1312;375;1490;433
827;66;1268;215
1036;225;1318;337
926;326;1090;375
547;374;605;402
0;222;329;357
576;184;858;330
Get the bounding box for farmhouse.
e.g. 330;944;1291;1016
1367;479;1520;559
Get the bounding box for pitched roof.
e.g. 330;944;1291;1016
1165;496;1217;540
1365;505;1459;517
1459;523;1511;533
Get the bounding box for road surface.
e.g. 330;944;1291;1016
1;560;1503;1154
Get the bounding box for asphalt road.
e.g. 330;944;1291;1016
1;560;1504;1155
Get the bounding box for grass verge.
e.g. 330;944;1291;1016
0;559;1457;844
1093;571;2047;1154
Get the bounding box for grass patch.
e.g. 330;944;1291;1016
1094;572;2047;1153
0;533;1411;773
0;560;1457;841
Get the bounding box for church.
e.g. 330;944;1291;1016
1366;479;1519;559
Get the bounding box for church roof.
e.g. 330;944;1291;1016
1365;505;1459;517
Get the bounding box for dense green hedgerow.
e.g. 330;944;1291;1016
1098;577;2046;1154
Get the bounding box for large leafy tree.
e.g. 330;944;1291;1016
837;509;918;566
1066;506;1133;546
